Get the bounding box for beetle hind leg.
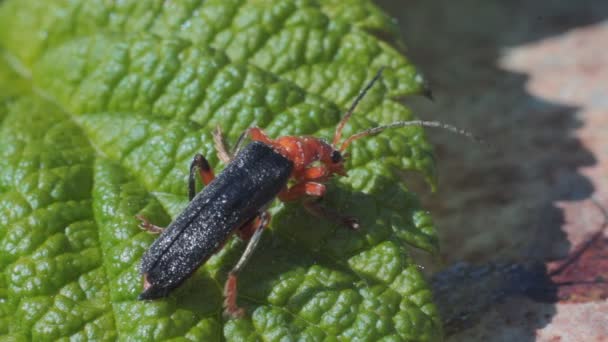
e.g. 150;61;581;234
236;215;265;240
223;212;271;318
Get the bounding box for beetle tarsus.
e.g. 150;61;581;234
213;126;232;164
136;214;164;234
343;217;360;230
223;272;245;318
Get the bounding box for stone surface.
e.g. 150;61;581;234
378;1;608;340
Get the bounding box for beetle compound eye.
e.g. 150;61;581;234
330;150;343;163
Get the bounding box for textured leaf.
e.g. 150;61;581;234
0;0;442;340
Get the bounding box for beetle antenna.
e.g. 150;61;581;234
333;67;385;146
340;120;483;151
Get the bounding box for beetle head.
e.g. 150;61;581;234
321;146;347;176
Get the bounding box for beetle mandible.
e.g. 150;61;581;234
137;69;479;317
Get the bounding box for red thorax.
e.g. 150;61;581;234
249;128;346;183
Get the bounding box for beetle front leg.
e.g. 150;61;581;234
189;153;215;200
224;211;271;318
278;181;326;201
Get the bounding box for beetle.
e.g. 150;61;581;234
137;69;479;317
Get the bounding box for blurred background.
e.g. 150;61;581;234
376;0;608;340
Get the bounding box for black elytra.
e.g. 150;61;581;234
139;141;293;299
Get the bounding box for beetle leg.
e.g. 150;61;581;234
301;166;330;181
278;181;326;202
303;199;360;230
189;153;215;200
247;127;273;145
236;215;266;241
232;127;273;156
135;214;165;234
224;212;271;318
279;182;359;230
212;126;232;164
136;153;216;234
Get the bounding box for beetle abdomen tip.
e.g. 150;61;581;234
138;285;169;300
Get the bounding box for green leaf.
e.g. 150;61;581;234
0;1;442;340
